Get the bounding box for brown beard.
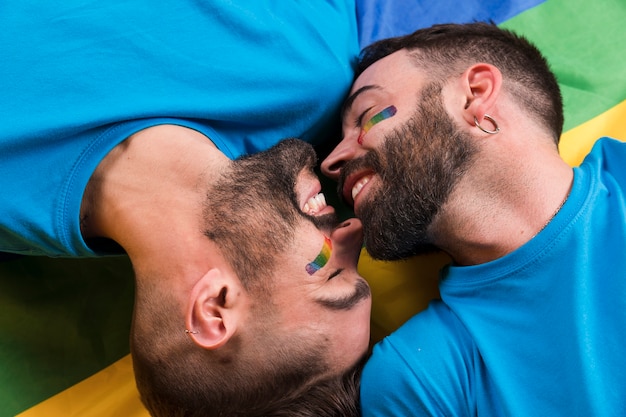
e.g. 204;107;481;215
339;83;478;261
203;139;330;289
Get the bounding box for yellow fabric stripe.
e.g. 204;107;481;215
559;99;626;166
16;355;148;417
360;248;447;344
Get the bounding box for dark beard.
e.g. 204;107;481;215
341;84;477;261
203;139;324;288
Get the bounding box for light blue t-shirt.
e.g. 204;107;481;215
0;1;359;257
361;138;626;416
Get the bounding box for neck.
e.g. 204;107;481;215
81;125;228;279
431;136;574;266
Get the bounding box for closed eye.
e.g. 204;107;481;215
328;268;342;280
354;106;374;128
316;278;371;311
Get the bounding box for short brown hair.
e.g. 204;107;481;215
131;275;364;417
357;22;564;143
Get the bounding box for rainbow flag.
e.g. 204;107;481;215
1;1;625;415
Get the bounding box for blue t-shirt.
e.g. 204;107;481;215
361;137;626;416
0;1;359;257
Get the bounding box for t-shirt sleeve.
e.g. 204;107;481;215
361;301;477;417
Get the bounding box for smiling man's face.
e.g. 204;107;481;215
274;165;372;373
204;138;371;373
321;50;478;260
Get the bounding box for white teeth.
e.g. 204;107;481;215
352;176;371;200
303;193;327;215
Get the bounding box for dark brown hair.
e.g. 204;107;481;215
357;22;564;143
131;273;364;417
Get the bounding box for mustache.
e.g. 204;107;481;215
309;211;341;230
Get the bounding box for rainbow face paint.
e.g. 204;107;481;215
357;105;397;145
305;236;333;275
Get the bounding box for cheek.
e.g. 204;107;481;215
326;302;372;367
278;300;328;334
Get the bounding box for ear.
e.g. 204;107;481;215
459;63;502;128
184;268;246;350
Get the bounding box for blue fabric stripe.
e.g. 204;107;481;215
356;0;546;48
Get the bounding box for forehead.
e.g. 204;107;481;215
343;50;428;121
351;50;421;94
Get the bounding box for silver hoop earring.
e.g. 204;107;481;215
474;114;500;134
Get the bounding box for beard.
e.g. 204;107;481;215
204;139;338;289
340;83;478;261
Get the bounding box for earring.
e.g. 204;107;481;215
474;114;500;134
185;329;199;334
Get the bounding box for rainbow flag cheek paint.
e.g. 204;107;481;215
357;105;397;145
305;236;333;275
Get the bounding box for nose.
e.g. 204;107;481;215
330;218;364;260
321;137;357;180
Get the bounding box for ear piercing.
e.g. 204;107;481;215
474;114;500;134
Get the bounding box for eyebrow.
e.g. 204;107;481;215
341;84;381;120
316;278;371;311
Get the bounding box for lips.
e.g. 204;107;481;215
296;168;336;217
351;175;372;201
342;171;374;210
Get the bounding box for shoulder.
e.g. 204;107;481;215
583;137;626;171
361;301;477;416
581;137;626;190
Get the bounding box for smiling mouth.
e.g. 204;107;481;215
303;192;328;216
351;175;372;201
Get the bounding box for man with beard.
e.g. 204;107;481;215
83;134;371;416
1;2;370;415
321;23;626;416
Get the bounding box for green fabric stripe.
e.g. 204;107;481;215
0;256;134;416
501;0;626;131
